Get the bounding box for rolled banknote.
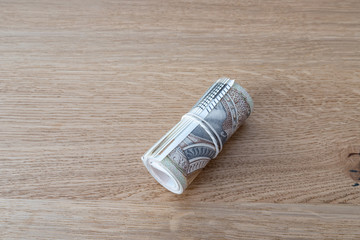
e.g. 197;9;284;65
142;77;254;194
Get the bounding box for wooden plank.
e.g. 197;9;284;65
1;199;360;239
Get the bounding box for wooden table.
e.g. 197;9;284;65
1;0;360;239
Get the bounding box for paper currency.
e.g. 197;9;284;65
142;77;254;194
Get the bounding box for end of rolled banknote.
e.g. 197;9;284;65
143;157;187;194
142;77;253;194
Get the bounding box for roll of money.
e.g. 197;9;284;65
142;77;254;194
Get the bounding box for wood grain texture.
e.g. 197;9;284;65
1;199;360;240
0;0;360;239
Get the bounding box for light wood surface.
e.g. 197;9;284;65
1;0;360;239
1;199;360;240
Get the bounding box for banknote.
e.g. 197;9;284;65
142;77;253;194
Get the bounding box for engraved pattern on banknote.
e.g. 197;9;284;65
228;88;251;128
168;133;216;175
168;87;251;175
